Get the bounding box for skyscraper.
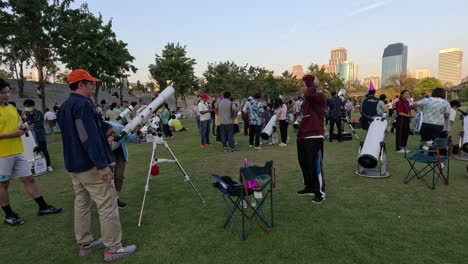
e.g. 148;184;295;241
291;64;304;79
439;48;463;85
381;43;408;86
336;61;358;84
415;69;431;80
364;75;381;89
328;47;347;74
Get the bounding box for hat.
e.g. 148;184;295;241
200;93;210;99
68;69;101;84
248;96;253;100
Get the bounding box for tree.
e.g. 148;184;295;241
384;72;418;93
0;68;13;79
307;63;344;93
149;43;196;109
279;70;302;96
414;77;444;98
55;4;136;104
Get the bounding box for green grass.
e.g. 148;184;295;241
1;118;467;264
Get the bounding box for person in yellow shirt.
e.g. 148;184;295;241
0;79;62;226
169;115;187;132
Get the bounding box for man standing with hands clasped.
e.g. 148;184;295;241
58;69;136;261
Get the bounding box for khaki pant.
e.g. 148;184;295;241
70;168;122;251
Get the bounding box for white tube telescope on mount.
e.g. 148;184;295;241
117;105;134;121
114;86;175;141
463;113;468;153
358;116;387;168
260;114;277;140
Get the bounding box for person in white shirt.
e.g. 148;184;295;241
442;100;461;137
197;93;211;147
44;108;57;134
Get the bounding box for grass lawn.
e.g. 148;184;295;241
1;117;467;264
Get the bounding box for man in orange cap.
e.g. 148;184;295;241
198;93;211;147
57;69;136;261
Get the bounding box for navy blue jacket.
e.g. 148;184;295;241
58;93;112;173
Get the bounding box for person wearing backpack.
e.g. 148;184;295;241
327;90;343;142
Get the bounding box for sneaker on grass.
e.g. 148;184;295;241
79;239;104;257
312;196;326;204
37;205;63;216
296;189;314;196
4;214;24;226
104;245;137;262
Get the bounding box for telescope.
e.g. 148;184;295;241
116;105;134;121
358;116;387;168
354;116;390;178
460;109;468;153
337;88;346;98
260;114;277;140
114;86;175;142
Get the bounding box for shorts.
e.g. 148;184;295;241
0;154;32;182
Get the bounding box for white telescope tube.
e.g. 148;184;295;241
463;114;468;153
115;86;175;141
117;105;134;121
260;114;277;140
358;116;387;168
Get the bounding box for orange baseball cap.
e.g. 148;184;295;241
67;69;101;84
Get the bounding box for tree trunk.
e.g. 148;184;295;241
119;78;123;106
93;82;100;104
18;62;24;98
38;62;46;113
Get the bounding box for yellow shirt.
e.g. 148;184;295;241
172;119;184;132
0;105;23;157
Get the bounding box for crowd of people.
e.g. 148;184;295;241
0;69;466;261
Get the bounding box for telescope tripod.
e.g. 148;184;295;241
342;114;360;140
138;135;206;227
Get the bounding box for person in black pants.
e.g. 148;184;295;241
327;90;343;142
274;98;288;146
394;90;413;152
22;99;53;171
296;74;327;204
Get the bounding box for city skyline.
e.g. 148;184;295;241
73;0;468;83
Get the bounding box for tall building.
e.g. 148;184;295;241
439;48;463;85
336;61;358;84
381;43;408;86
291;64;304;79
415;69;431;80
328;47;347;74
364;75;381;89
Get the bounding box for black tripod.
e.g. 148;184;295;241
341;110;360;140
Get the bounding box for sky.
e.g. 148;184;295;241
75;0;468;83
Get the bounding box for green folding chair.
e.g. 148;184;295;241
211;160;275;240
403;137;451;189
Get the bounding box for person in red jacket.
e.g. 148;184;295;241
296;74;327;203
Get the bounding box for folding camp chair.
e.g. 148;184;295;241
403;137;451;189
211;160;275;240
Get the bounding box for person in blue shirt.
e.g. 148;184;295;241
103;121;140;209
57;69;136;261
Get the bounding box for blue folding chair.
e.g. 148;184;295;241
211;160;275;240
403;137;451;189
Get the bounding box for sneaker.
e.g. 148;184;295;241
229;148;236;152
223;147;228;153
296;189;314;196
312;196;325;204
206;143;212;147
37;205;63;216
4;214;24;226
117;199;128;209
47;166;54;172
397;149;410;153
278;143;287;147
79;239;104;256
254;146;262;150
104;245;137;262
249;145;253;148
201;144;207;148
